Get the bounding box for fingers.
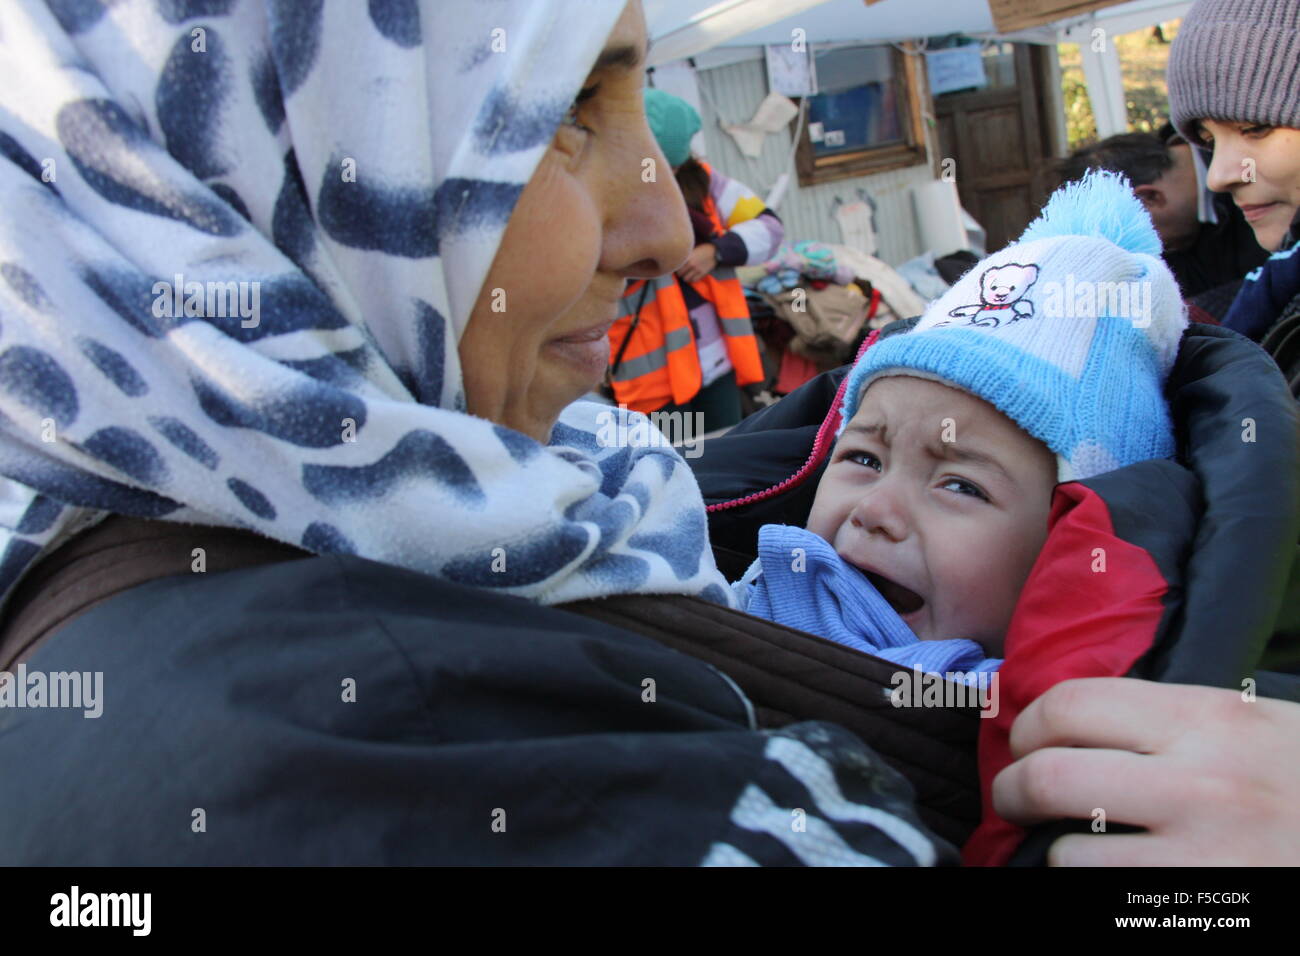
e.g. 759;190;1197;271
999;680;1300;867
1008;678;1230;760
1048;832;1169;867
677;246;713;284
1050;830;1266;867
992;746;1183;830
1051;826;1290;866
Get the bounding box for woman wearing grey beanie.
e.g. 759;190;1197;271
1167;0;1300;345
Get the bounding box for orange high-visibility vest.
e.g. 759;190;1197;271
606;162;765;414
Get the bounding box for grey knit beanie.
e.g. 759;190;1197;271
1168;0;1300;144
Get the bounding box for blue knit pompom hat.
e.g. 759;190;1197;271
841;170;1188;483
644;88;701;168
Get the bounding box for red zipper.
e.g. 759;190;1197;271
706;327;881;513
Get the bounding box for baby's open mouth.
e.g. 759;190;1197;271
859;567;925;616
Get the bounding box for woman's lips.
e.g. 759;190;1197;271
1239;202;1280;222
546;320;614;381
552;322;613;344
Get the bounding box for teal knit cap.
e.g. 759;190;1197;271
644;88;700;168
841;170;1189;483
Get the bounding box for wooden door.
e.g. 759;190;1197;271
935;44;1055;253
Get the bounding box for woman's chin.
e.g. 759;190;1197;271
539;336;612;422
1252;209;1295;252
505;370;607;446
544;335;611;385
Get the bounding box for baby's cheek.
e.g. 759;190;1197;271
805;508;832;543
982;532;1049;642
804;482;842;544
938;546;1023;646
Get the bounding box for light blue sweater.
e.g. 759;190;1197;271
734;525;1002;684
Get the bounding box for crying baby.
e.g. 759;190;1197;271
733;374;1057;677
733;170;1190;677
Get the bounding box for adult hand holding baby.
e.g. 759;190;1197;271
993;677;1300;866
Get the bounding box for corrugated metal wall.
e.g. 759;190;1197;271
691;55;937;267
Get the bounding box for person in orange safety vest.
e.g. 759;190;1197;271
606;89;784;431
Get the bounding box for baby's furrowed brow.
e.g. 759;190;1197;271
929;442;1013;484
842;422;887;441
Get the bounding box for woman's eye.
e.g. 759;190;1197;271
940;477;988;501
563;84;599;131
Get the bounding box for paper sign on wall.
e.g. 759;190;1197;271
924;46;987;96
765;44;817;98
723;91;801;158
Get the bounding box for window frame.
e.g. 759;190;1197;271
793;43;930;186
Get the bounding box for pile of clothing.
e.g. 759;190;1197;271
753;240;856;294
744;241;928;396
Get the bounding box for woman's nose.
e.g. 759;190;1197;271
848;483;910;543
603;122;693;279
1205;143;1243;194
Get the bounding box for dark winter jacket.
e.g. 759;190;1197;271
1223;210;1300;341
1260;290;1300;399
690;317;1300;865
0;518;958;866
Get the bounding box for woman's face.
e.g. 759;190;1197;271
458;0;692;442
1198;119;1300;252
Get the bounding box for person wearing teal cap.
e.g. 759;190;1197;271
607;89;784;431
643;87;700;167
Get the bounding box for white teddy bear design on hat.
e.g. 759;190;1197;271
941;263;1041;328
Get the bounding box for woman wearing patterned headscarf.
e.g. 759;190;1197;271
0;0;949;865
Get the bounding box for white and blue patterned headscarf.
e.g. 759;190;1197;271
0;0;733;607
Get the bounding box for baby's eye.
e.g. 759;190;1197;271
844;450;882;472
940;477;988;501
563;84;599;131
1242;123;1274;138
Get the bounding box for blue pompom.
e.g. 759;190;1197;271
1017;168;1161;257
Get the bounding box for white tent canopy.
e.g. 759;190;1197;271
646;0;1191;58
646;0;994;63
646;0;1192;136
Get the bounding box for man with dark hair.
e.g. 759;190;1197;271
1055;124;1266;309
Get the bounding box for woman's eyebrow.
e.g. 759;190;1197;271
591;40;648;72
